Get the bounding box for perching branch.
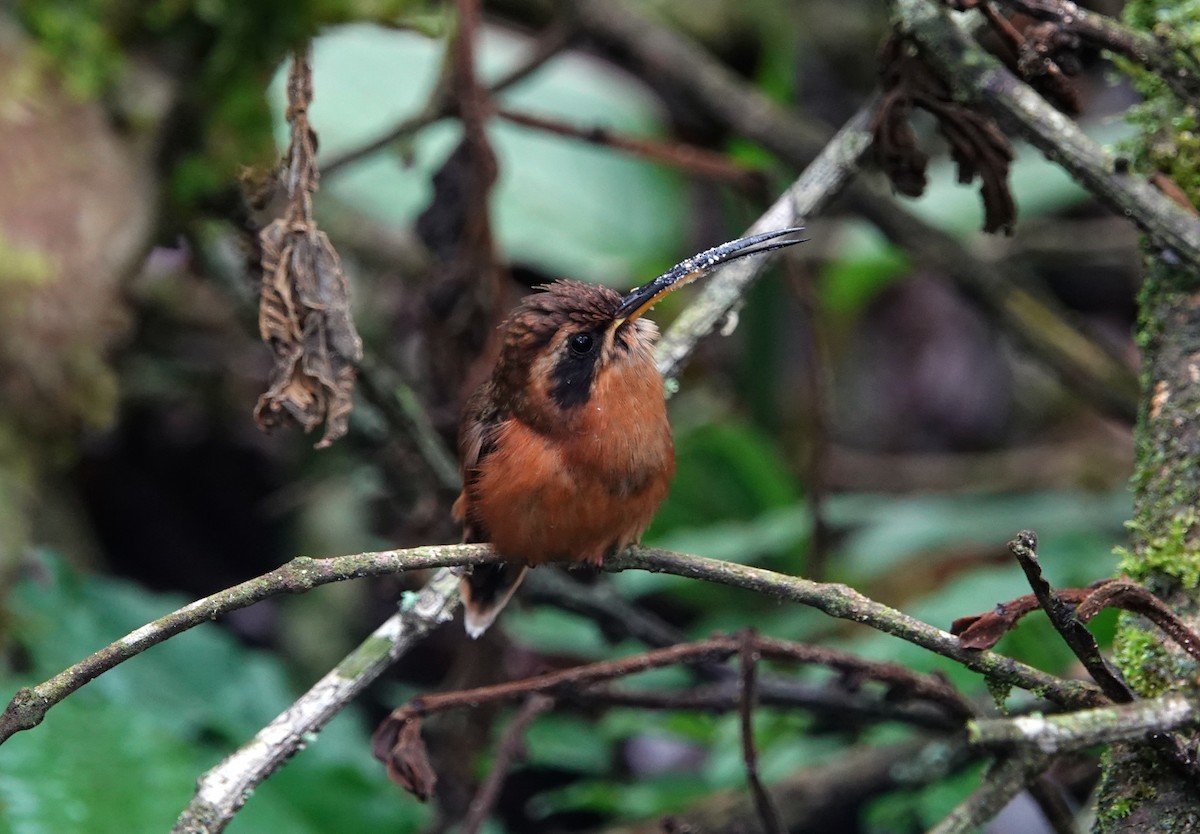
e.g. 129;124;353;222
0;545;492;745
3;539;1095;753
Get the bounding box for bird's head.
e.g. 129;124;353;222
491;228;806;432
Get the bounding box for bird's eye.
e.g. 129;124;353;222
568;332;595;355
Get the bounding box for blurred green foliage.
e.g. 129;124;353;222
16;0;436;202
0;552;425;833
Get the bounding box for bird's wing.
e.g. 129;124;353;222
452;381;504;541
453;381;528;638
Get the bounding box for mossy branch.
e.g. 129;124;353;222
971;691;1200;754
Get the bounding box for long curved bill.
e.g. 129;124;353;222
613;227;808;325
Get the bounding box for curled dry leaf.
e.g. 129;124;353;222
371;713;438;801
253;48;363;448
255;218;362;448
952;587;1095;650
873;33;1017;234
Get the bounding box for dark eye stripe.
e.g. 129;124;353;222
550;331;601;409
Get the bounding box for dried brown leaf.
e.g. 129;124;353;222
874;34;1017;233
253;50;362;448
372;714;438;801
952;587;1093;650
254;220;362;447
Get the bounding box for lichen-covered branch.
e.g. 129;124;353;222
1;539;1099;755
971;691;1200;755
607;548;1102;708
172;568;463;834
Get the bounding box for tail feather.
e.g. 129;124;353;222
460;563;527;638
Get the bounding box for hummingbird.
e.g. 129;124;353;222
454;228;806;636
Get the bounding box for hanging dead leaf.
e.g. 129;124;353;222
252;48;362;448
254;218;362;448
372;713;438;801
874;34;1017;234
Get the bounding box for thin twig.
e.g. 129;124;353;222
926;754;1049;834
786;263;833;579
521;569;688;648
1008;530;1133;703
356;351;462;491
379;633;973;729
525;571;964;728
172;568;463;834
564;680;962;729
738;632;786;834
461;694;556;834
322;18;573;176
493;107;764;190
1076;580;1200;664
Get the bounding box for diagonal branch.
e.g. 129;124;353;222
894;0;1200;267
653;103;876;383
172;568;464;834
1007;530;1134;703
926;754;1051;834
461;694;556;834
